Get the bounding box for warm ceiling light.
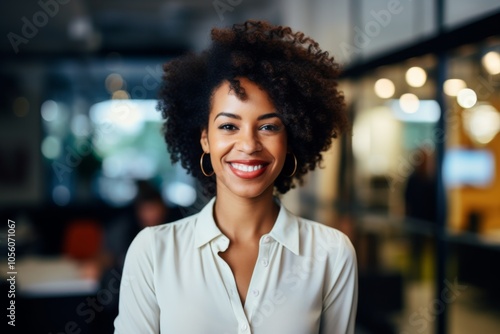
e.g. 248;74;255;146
457;88;477;109
444;79;466;96
399;93;420;114
374;78;395;98
482;51;500;75
463;104;500;144
405;66;427;87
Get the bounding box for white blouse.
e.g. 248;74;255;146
114;197;358;334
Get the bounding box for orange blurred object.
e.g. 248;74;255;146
62;219;103;260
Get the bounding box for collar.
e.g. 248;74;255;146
194;197;300;255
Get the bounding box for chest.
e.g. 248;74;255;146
218;242;259;305
154;239;326;333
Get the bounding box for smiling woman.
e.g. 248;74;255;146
114;20;357;334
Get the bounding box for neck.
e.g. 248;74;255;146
213;187;279;243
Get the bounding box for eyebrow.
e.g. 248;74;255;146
214;112;281;122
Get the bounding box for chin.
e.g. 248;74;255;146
218;181;274;200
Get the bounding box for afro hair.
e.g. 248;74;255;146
158;20;348;196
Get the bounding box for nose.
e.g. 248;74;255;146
236;128;262;154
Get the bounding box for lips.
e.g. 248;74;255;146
227;160;269;179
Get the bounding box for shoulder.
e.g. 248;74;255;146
296;215;356;264
148;213;197;234
129;213;199;253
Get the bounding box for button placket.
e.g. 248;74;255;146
212;237;250;333
244;237;273;321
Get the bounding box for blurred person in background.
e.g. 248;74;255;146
404;148;436;279
86;180;181;332
114;20;357;334
404;148;437;223
103;180;181;272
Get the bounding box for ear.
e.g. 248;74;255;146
200;127;210;153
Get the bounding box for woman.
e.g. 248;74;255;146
115;20;357;334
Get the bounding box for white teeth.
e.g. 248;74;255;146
231;163;264;172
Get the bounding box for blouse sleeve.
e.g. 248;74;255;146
320;233;358;334
114;227;160;333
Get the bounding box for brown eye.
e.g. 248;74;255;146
260;124;280;132
219;123;238;131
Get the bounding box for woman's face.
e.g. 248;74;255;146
200;78;288;199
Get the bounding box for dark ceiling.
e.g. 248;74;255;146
0;0;280;58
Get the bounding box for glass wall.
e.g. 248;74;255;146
345;36;500;333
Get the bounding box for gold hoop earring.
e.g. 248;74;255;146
285;153;297;177
200;152;214;177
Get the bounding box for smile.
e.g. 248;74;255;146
230;163;264;172
228;161;269;179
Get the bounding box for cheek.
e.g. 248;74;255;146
267;138;288;167
207;133;232;162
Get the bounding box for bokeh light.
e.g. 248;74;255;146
405;66;427;87
457;88;477;108
463;104;500;144
482;51;500;75
105;73;125;93
374;78;395;98
399;93;420;114
112;90;130;100
41;136;62;159
444;79;466;96
41;100;59;122
53;185;71;206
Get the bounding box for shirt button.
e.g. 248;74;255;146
261;259;269;267
252;289;259;297
240;323;248;331
263;235;271;243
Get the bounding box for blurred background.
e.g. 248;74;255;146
1;0;499;333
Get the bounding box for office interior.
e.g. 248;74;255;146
1;0;500;333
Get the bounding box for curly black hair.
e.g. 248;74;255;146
158;20;348;196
